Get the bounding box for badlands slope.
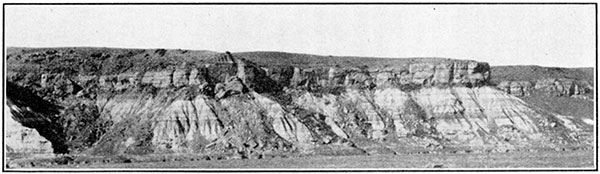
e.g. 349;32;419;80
4;47;595;165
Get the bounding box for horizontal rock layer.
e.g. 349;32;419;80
498;78;592;97
55;54;491;93
5;49;593;159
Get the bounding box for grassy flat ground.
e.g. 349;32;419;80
41;150;595;169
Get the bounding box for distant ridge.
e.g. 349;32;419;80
491;65;594;85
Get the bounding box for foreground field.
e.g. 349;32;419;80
40;150;595;169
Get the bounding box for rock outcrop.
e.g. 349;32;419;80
284;60;490;89
498;78;592;97
142;70;174;88
70;54;491;94
5;48;593;162
497;81;533;97
534;78;592;97
215;77;247;99
81;52;279;95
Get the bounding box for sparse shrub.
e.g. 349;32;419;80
154;49;167;57
264;90;294;106
401;98;429;137
123;121;155;155
397;83;423;92
58;102;112;153
79;59;103;75
309;86;347;96
138;84;159;97
101;55;134;74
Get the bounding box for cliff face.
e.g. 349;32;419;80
270;60;490;89
80;56;490;93
5;48;593;158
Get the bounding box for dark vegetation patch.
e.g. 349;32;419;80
400;98;430;137
308;86;348;97
396;83;424;92
335;100;372;139
262;90;295;106
91;114;155;156
293;107;347;145
58;101;112;153
239;59;283;93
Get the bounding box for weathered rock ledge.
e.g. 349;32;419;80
41;52;491;96
497;78;592;97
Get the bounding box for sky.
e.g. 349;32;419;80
4;4;596;67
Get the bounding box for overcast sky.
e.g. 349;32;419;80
5;5;596;67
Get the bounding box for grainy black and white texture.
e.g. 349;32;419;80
3;4;596;170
